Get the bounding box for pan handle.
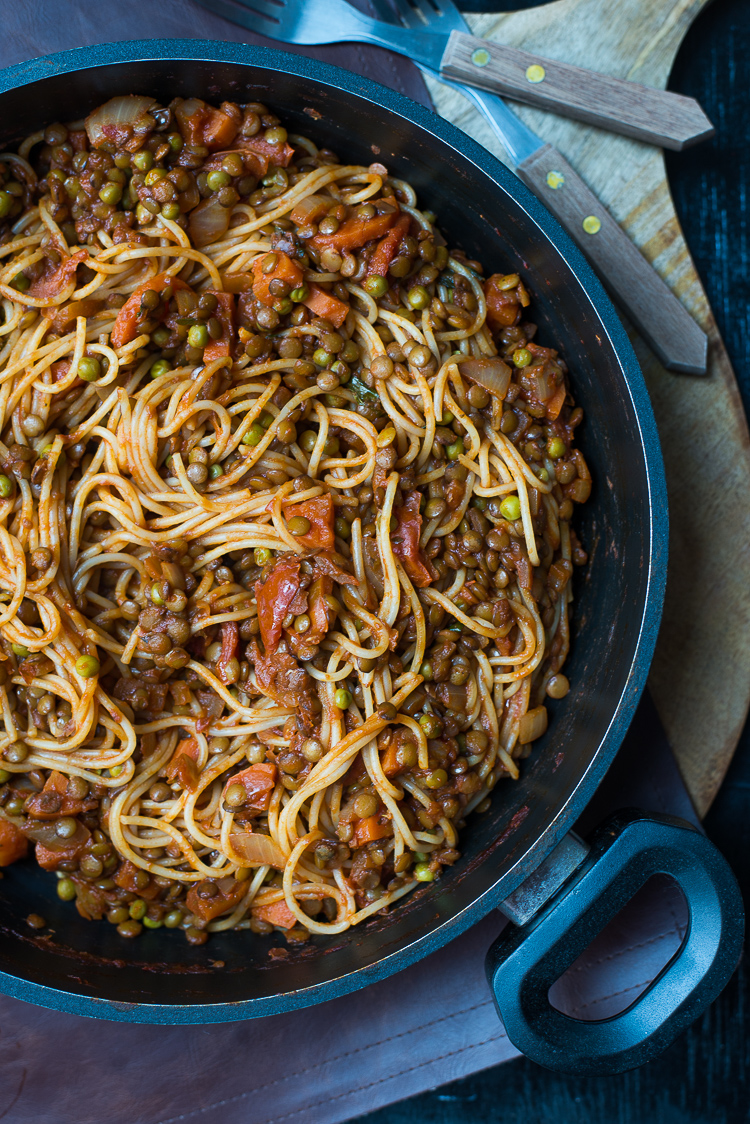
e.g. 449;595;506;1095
486;810;744;1075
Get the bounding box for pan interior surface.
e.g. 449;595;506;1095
0;42;666;1021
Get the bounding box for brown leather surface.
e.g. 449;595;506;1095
0;5;698;1119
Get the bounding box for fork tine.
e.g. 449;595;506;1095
387;0;444;30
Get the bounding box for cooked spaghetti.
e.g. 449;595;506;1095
0;95;590;944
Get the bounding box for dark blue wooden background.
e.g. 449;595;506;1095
355;0;750;1120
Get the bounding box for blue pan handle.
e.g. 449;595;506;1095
486;810;744;1075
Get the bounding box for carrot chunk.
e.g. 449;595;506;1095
302;284;349;327
252;898;297;930
251;252;304;307
0;818;28;866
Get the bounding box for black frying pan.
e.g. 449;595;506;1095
0;40;741;1075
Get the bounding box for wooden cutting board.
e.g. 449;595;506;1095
422;0;750;818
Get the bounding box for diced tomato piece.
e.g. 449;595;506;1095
310;211;397;254
224;763;277;812
251;252;304;307
392;492;434;589
25;770;87;819
165;737;201;792
367;215;410;278
353;814;391;847
255;557;302;653
202;290;236;363
379;739;403;779
113;859;161;899
484;274;522;330
110;272;191;349
546;383;567;420
302;284;349;328
306;574;334;646
187;875;247;922
215;621;239;684
252;898;297;930
0;818;28;866
175;99;241;151
282;494;335;550
28;248;88;302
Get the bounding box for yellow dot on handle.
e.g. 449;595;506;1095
582;215;602;234
546;171;565;189
526;64;546;83
471;48;491;68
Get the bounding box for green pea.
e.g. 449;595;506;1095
334;517;351;540
473;495;488;511
313;348;332;368
167;133;183;153
259;411;274;429
207;170;232;191
0;475;13;499
209;463;224;480
413;863;435;882
0;768;9;783
425;768;447;789
0;191;13;219
334;688;352;710
438;410;454;425
150;358;172;380
407;285;430;310
142;916;162;929
363;275;387;298
242;422;265;447
12;273;29;292
288;516;311;537
99;182;122;206
537;467;550;482
11;644;28;658
323;436;340;457
547;436;566;459
163;909;183;928
129;899;147;921
188;323;209;349
57;878;77;902
419;660;433;681
77;355;101;382
109;764;124;778
132;150;154;172
299;430;318;453
499;495;521;521
161;202;180;220
512;348;532;368
446;439;464;461
290;284;309;303
418;712;443;739
150;582;165;606
273;297;293;316
144;168;166;186
152;326;171;347
254;547;272;566
75;654;100;678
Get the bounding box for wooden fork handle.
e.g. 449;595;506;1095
516;145;708;374
441;32;714;151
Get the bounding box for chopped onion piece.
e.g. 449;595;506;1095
230;830;286;869
85;95;157;151
457;355;512;399
518;705;548;745
189;196;230;248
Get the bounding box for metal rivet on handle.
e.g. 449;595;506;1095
471;48;491;68
583;215;602;234
546;171;565;189
526;65;546;83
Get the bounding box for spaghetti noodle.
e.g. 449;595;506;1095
0;94;590;945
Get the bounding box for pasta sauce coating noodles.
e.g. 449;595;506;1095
0;95;590;944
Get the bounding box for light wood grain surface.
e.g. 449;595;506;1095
423;0;750;817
